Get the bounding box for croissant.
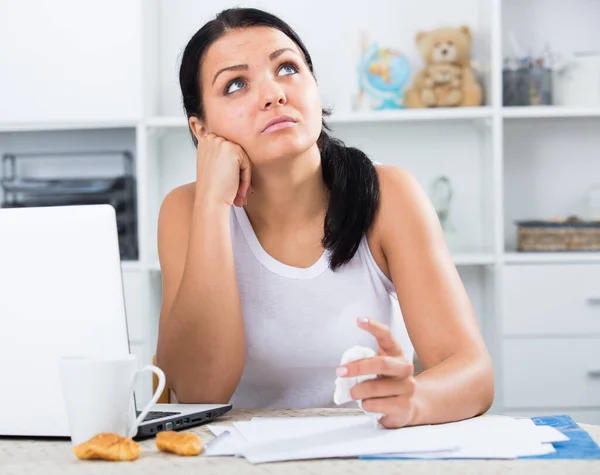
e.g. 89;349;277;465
73;432;141;461
156;431;204;456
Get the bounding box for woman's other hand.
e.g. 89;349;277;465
336;317;416;429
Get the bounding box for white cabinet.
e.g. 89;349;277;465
503;338;600;408
501;265;600;417
0;0;144;124
502;265;600;336
497;0;600;419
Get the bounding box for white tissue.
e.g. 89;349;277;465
333;345;384;422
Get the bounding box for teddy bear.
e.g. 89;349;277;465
403;26;482;108
421;63;463;107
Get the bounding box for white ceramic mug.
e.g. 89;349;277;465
59;354;165;446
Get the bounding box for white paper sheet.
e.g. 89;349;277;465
361;416;567;460
236;416;456;464
234;415;382;444
204;425;250;456
235;414;569;463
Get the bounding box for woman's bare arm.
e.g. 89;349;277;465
377;165;494;425
155;184;245;403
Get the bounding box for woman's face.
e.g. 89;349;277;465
197;27;323;165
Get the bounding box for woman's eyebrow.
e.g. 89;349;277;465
269;47;299;60
212;64;248;86
212;48;300;86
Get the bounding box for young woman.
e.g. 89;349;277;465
156;7;494;429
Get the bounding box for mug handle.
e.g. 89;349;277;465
127;364;166;438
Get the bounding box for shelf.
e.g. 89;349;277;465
327;107;493;124
0;120;139;133
453;253;496;266
145;107;493;130
148;261;161;273
502;107;600;120
120;261;146;272
7;107;598;131
503;252;600;264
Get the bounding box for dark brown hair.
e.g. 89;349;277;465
179;8;379;271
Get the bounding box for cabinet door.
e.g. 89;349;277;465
503;338;600;409
0;0;142;123
502;264;600;335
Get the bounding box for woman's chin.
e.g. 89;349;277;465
254;139;316;164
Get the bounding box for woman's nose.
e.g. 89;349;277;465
261;87;287;110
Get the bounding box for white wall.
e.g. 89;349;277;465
502;0;600;58
0;0;143;124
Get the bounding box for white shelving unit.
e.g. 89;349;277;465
502;107;600;119
1;0;599;421
504;252;600;265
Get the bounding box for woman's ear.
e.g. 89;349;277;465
189;116;207;141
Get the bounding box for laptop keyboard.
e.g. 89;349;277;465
136;410;181;422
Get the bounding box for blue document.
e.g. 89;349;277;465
520;415;600;459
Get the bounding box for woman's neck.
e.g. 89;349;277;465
243;144;327;231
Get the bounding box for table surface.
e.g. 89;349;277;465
1;408;599;474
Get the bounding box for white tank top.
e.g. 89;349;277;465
229;205;414;409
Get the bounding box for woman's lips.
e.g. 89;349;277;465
262;121;297;133
261;115;297;134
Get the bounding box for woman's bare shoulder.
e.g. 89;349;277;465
158;182;197;238
159;182;196;218
370;164;414;234
373;163;446;257
157;182;197;276
374;164;426;223
367;164;435;278
375;164;415;195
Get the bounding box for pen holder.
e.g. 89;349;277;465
503;66;553;106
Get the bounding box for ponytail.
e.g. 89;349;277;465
319;120;380;271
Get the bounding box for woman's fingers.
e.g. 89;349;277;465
362;395;415;429
238;150;252;199
361;394;413;415
350;376;416;400
234;145;252;207
338;355;413;379
357;317;404;357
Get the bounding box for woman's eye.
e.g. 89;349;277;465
278;62;298;76
225;79;245;95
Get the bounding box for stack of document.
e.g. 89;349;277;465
204;414;569;464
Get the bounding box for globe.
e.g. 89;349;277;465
359;44;411;110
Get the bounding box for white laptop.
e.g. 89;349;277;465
0;204;231;439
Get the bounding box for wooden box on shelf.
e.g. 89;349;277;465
516;217;600;252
